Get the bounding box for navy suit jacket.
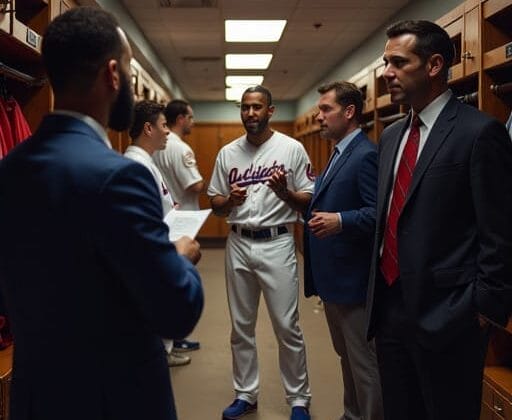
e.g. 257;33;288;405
304;131;377;304
366;96;512;350
0;115;204;420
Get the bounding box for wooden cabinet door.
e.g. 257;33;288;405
443;15;465;81
480;401;495;420
464;6;481;76
187;124;221;237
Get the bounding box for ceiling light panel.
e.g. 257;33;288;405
225;20;287;42
225;54;273;69
225;86;249;101
225;75;264;86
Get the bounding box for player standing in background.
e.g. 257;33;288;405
125;100;194;368
153;99;204;355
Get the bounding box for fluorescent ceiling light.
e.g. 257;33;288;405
225;20;287;42
225;75;264;86
225;86;249;101
225;54;272;69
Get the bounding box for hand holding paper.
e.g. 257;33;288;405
164;208;212;242
174;236;201;265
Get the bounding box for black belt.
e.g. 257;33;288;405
231;224;289;240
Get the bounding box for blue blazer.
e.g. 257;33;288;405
0;115;204;420
304;131;377;305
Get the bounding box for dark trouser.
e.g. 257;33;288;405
374;280;489;420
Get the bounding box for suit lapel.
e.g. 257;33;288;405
404;96;458;207
312;133;360;203
376;116;409;224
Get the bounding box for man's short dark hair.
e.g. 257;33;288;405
242;85;273;107
386;20;454;81
129;100;165;140
164;100;190;126
317;81;364;122
42;7;123;94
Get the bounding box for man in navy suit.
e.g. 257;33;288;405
366;20;512;420
0;7;203;420
304;81;383;420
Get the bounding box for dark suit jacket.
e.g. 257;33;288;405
304;131;377;304
366;95;512;350
0;115;204;420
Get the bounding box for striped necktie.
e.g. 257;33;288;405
380;114;421;285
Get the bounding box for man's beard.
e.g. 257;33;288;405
108;71;134;132
243;116;269;135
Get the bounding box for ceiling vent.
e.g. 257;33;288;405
159;0;218;7
182;56;221;62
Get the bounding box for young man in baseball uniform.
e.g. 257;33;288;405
125;100;193;368
153;99;204;353
208;86;314;420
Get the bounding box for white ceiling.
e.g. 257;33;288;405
120;0;410;101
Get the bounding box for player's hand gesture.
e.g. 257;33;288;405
267;169;289;201
228;183;247;206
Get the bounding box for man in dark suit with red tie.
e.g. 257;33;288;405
366;20;512;420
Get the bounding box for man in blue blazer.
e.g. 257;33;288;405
0;8;203;420
304;81;383;420
366;21;512;420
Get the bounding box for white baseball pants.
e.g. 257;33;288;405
225;230;311;407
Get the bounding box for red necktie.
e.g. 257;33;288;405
380;115;421;286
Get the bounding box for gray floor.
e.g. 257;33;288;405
171;247;343;420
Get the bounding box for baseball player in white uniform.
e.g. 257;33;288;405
124;102;174;216
208;86;315;420
153;99;204;353
124;100;195;367
153;100;204;211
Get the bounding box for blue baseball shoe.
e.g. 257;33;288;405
222;399;257;419
173;339;200;352
290;406;311;420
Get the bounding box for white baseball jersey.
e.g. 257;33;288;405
152;131;203;210
208;131;315;229
124;145;174;216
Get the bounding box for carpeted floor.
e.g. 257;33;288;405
170;246;343;420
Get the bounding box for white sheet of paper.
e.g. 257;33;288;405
163;209;212;242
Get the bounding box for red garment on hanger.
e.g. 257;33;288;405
2;97;31;145
0;125;5;159
0;98;14;156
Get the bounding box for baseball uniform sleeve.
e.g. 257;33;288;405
174;142;203;190
292;143;315;194
207;150;229;197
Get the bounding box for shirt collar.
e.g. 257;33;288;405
417;89;452;130
52;110;112;149
334;127;361;155
125;144;152;161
